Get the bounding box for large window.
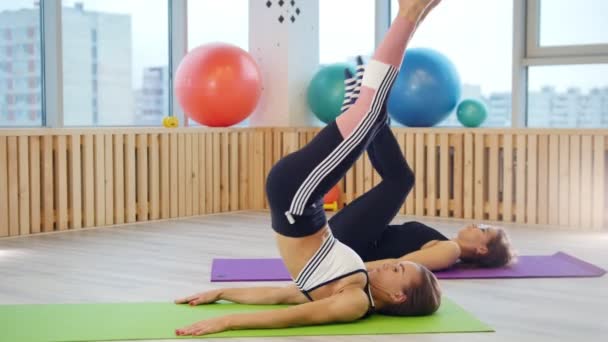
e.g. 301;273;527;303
539;0;608;47
527;64;608;128
187;0;248;51
62;0;169;126
390;0;513;127
525;0;608;127
319;0;375;65
0;0;42;127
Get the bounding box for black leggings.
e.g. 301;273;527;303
265;62;398;238
329;124;414;260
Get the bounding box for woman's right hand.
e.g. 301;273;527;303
174;289;221;306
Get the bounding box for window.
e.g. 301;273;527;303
62;0;169;126
0;0;42;127
319;0;375;65
27;26;36;39
390;0;513;127
525;0;608;127
539;0;608;47
527;64;608;128
187;0;249;51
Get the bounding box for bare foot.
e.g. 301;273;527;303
398;0;441;23
415;0;441;31
419;0;441;23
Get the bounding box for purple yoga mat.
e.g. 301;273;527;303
210;252;606;282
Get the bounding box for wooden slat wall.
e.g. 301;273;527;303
537;135;549;225
185;134;193;216
114;135;125;224
125;134;136;223
104;134;114;226
502;134;514;222
526;135;538;225
515;135;527;223
192;134;200;215
18;136;30;235
68;135;81;230
474;133;485;221
488;134;499;221
30;137;41;232
93;134;105;227
452;134;463;218
463;133;474;219
149;134;160;220
1;127;607;238
548;135;560;225
7;137;18;236
439;134;449;218
0;137;7;237
82;135;94;227
426;133;437;217
169;134;178;218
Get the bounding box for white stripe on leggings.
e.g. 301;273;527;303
285;65;397;220
290;67;397;215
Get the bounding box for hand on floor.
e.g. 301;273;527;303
174;289;221;306
175;316;230;336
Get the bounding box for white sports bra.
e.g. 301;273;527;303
293;229;375;310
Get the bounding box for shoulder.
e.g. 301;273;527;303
421;240;460;254
330;287;370;321
396;221;442;233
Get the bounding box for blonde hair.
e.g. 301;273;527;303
376;266;441;316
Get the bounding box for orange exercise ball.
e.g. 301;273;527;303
324;185;341;204
174;43;262;127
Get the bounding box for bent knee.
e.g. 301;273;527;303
392;165;415;194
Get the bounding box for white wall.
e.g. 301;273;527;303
248;0;319;126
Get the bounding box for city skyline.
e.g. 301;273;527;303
1;0;607;127
4;0;607;93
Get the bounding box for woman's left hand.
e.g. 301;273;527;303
175;317;230;336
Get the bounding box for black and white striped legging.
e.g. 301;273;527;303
265;66;397;238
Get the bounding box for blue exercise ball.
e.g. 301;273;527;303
387;48;461;127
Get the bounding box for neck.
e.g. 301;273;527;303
450;237;463;248
450;238;471;258
369;285;391;311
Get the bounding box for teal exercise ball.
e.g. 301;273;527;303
387;48;461;127
457;99;488;127
307;63;355;124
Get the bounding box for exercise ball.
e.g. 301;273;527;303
457;99;488;127
308;63;355;124
387;48;461;127
174;43;262;127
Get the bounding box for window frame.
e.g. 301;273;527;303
38;0;177;128
526;0;608;60
0;1;46;127
11;0;608;128
522;0;608;127
385;0;608;128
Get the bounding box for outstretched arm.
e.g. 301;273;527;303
365;240;460;271
176;287;370;336
175;284;308;306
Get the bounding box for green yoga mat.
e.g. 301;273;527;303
0;299;492;341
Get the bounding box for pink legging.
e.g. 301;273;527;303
336;15;417;138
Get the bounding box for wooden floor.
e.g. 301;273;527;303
1;211;607;341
